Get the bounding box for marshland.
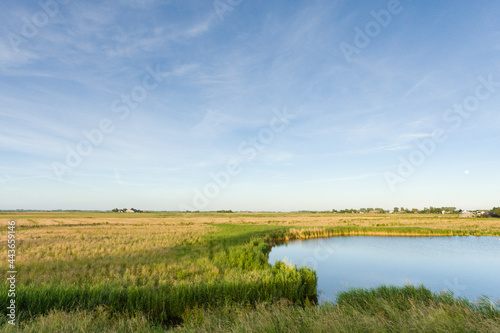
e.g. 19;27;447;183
1;211;500;332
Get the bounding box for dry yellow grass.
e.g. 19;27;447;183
1;212;216;285
1;211;498;286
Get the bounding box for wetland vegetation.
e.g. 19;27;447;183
1;211;499;331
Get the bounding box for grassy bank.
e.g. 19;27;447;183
175;285;500;333
2;285;499;332
0;263;316;324
1;212;499;330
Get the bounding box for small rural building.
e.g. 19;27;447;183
458;211;474;218
125;209;135;213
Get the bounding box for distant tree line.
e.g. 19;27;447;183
332;208;388;214
486;207;500;218
106;207;498;217
111;208;144;213
331;207;499;217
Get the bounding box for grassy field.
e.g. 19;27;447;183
1;211;499;331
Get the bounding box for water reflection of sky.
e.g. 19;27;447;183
269;236;500;303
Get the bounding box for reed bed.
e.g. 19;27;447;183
0;264;316;324
173;285;500;333
3;286;498;332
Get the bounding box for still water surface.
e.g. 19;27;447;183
269;236;500;303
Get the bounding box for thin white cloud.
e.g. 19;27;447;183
403;75;429;99
117;0;162;9
295;173;382;185
183;14;217;37
163;63;200;78
340;144;411;155
397;133;433;139
0;40;39;68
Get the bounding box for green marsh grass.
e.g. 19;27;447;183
3;286;498;332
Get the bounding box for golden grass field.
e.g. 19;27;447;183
1;211;498;285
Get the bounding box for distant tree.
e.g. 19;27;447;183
393;207;399;213
429;207;442;214
492;207;500;217
111;208;119;213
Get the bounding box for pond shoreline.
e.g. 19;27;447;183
266;226;500;249
269;234;500;303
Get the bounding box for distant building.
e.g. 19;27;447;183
458;211;474;218
125;209;135;213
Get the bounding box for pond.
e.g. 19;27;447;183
268;236;500;303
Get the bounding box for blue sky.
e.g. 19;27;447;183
1;0;499;211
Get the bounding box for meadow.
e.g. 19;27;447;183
1;211;499;331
